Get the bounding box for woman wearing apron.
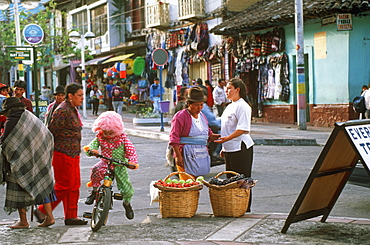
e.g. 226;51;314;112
169;87;220;180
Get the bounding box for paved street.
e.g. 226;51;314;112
0;111;369;244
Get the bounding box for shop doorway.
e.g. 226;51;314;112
240;70;259;118
210;62;222;87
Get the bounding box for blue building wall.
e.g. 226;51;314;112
263;14;370;107
349;14;370;99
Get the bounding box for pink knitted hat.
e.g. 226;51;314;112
92;111;124;136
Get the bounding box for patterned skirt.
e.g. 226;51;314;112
4;172;56;215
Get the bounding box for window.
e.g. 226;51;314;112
91;4;107;37
72;10;88;34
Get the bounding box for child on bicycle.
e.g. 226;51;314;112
83;111;138;219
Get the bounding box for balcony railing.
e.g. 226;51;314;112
146;2;170;28
178;0;205;21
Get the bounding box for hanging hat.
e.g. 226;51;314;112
185;87;207;103
54;85;65;95
1;97;25;114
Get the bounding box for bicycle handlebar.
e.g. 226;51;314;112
87;150;137;169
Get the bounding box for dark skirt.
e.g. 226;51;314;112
4;172;56;215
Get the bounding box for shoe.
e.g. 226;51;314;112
64;219;88;225
34;208;46;223
122;202;134;220
85;190;96;205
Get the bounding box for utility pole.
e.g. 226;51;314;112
295;0;307;130
14;0;25;81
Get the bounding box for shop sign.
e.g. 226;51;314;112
94;37;102;54
337;13;352;31
321;15;336;26
32;100;48;114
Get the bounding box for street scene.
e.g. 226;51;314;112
1;0;370;244
0;112;369;244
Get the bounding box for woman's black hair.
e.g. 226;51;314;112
228;78;247;103
65;83;83;98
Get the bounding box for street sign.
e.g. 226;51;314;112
23;24;44;45
9;49;31;61
281;120;370;233
152;48;168;66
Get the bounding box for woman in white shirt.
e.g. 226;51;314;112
215;78;254;211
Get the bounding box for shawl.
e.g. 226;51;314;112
1;110;54;204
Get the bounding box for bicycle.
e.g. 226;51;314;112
83;150;137;232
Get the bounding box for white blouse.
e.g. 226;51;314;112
220;98;254;152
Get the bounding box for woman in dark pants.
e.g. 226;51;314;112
215;78;254;212
90;85;103;116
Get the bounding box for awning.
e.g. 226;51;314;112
85;55;114;65
51;64;70;71
102;53;135;64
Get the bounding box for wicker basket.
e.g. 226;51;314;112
157;172;202;218
203;171;250;217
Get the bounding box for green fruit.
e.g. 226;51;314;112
172;179;179;183
196;176;204;182
185;179;192;183
165;179;172;183
179;180;185;184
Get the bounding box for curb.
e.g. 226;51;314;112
254;138;318;146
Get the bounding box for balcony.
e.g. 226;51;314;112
178;0;205;21
146;2;170;28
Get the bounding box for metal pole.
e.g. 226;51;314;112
33;46;40;117
13;0;25;81
81;34;87;119
295;0;307;130
159;65;164;132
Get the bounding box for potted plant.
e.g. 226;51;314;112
133;107;169;126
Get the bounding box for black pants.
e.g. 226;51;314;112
224;142;253;212
92;99;99;115
107;97;113;111
216;104;224;117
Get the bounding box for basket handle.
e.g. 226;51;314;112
164;172;195;181
214;171;240;178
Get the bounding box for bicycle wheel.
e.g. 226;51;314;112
91;186;111;232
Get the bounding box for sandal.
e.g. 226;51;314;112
34;208;46;223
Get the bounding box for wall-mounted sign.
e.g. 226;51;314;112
321;15;336;26
337;13;352;31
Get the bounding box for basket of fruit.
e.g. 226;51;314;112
153;172;203;218
202;171;257;217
